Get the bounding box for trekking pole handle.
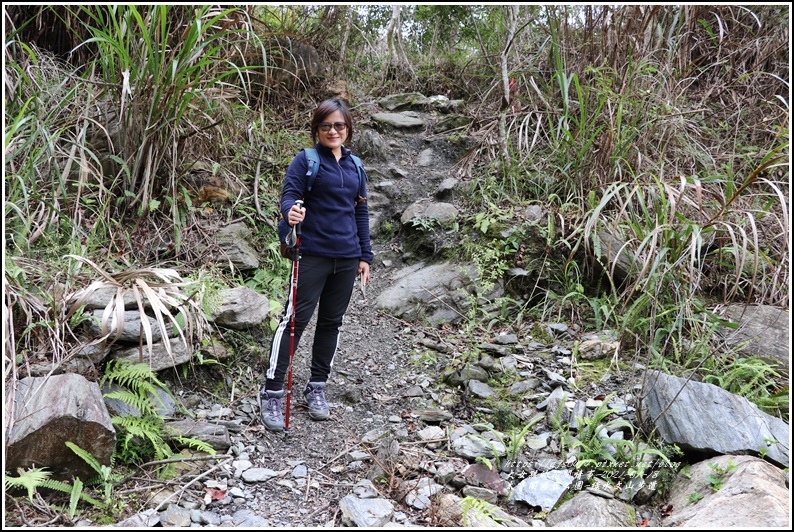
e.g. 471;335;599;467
288;200;304;245
293;200;304;237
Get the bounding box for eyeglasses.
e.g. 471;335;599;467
319;122;347;132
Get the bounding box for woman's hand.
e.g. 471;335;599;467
358;261;370;287
288;203;305;226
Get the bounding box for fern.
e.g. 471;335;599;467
113;414;174;462
102;360;168;397
104;388;158;415
102;355;215;477
65;441;105;474
460;496;503;526
169;436;217;456
562;393;679;489
102;360;181;416
69;477;83;518
39;478;106;509
5;467;107;511
5;467;52;501
65;442;121;504
504;414;544;462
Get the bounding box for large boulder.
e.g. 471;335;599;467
6;374;116;480
641;370;789;468
112;336;193;371
547;492;637;527
205;286;271;329
375;261;484;325
662;455;789;527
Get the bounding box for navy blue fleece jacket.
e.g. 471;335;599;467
280;144;374;264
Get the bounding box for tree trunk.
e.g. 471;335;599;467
337;6;353;76
384;5;414;82
498;5;519;163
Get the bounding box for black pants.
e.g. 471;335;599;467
265;255;358;391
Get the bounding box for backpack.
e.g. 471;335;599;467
278;148;366;258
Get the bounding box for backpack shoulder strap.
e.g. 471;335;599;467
350;153;366;202
350;154;363;177
302;147;320;191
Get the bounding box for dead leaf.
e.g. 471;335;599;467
205;487;226;501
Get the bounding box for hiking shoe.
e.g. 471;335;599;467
303;382;330;420
260;389;285;431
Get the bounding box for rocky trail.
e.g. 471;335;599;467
114;240;643;528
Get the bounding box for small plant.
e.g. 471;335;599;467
562;394;633;472
243;266;286;300
474;456;496;471
471;202;512;236
529;321;555;344
460;496;503;526
503;414;544;463
410;349;438;368
489;405;522;432
759;436;782;460
4;466;107;519
701;355;788;420
688;491;704;504
65;442;123;506
705;460;736;492
380;220;396;240
410;216;440;233
561;394;676;490
460;219;521;294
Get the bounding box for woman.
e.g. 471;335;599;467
261;98;373;432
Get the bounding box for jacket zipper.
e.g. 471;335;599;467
336;159;345;189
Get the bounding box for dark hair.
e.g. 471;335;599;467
310;98;353;144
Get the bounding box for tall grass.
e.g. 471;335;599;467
576;147;788;359
5;6;265;259
68;5;260;221
4;43;105;258
496;5;790;369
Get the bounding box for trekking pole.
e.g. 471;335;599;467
284;200;303;434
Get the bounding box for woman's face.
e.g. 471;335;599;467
318;110;348;151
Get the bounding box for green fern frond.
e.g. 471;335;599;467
65;441;104;476
69;477;83;518
39;479;107;509
64;441;120;504
171;436;217;455
460;496;501;526
113;413;173;459
6;463;108;512
5;467;52;501
105;389;157;415
102;360;167;391
102;352;213;473
112;414;164;436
